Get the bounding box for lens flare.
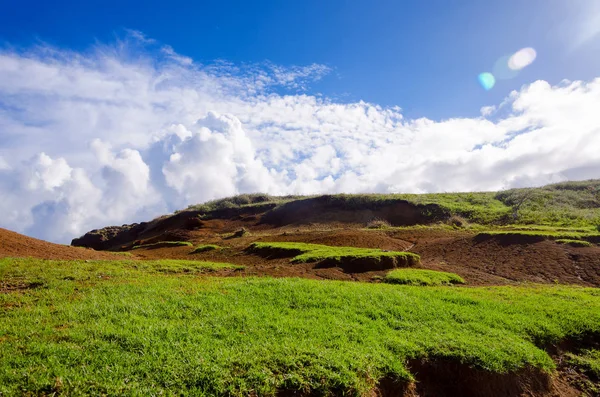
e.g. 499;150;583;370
478;73;496;90
508;47;537;70
493;55;518;80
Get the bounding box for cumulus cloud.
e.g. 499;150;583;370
0;33;600;242
161;112;279;205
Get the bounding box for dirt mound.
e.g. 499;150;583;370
407;358;556;397
0;228;123;260
71;211;204;250
315;254;418;273
260;196;448;227
413;235;600;286
71;196;445;251
260;229;414;251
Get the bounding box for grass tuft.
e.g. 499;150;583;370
556;239;593;247
191;244;222;253
249;242;420;269
366;218;392;229
476;230;600;242
384;269;465;286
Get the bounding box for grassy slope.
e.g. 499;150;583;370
182;180;600;228
248;242;420;264
384;269;465;286
2;258;600;395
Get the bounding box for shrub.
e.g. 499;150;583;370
366;218;391;229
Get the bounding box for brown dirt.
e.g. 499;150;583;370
123;223;600;287
0;228;127;260
0;280;45;294
6;221;600;287
412;234;600;286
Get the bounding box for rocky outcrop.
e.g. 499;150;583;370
71;211;203;250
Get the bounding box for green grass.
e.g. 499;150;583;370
475;230;600;241
191;244;222;253
128;259;244;273
248;242;420;266
181;180;600;228
132;241;193;249
384;269;465;286
1;258;600;395
556;239;594;247
107;251;134;257
565;349;600;378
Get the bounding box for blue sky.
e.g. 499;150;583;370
2;0;598;119
1;0;600;242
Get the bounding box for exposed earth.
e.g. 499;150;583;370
3;202;600;287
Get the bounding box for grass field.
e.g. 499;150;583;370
2;258;600;395
383;269;465;286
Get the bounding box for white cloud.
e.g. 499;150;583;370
1;34;600;242
480;106;496;117
25;153;73;191
0;156;9;170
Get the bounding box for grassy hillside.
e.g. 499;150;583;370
184;179;600;228
2;257;600;395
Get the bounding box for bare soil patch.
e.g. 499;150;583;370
0;228;126;260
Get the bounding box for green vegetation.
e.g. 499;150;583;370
186;193;303;213
384;269;465;286
132;241;193;249
191;244;222;253
476;229;600;239
249;242;420;266
1;257;600;395
107;251;134;257
129;259;244;273
556;239;594;247
565;349;600;378
495;180;600;227
182;180;600;229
